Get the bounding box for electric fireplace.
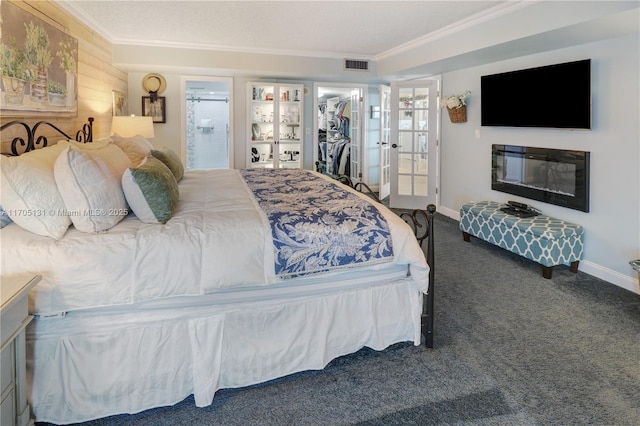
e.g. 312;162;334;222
492;145;590;212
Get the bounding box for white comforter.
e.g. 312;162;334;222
1;169;428;315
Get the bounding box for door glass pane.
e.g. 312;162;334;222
416;154;428;174
398;110;412;131
279;93;300;142
398;88;413;109
279;85;301;102
251;143;273;168
398;132;412;152
279;142;300;169
398;174;412;196
415;109;428;131
351;142;359;177
415;175;428;195
398;153;413;174
414;88;429;108
280;122;300;141
418;134;428;157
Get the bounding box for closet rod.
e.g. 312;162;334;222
187;96;229;103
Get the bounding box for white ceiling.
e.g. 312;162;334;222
58;0;507;59
57;0;639;82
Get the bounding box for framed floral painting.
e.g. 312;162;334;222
0;1;78;117
112;90;128;116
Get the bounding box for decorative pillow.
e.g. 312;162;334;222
0;144;71;239
111;134;153;167
121;156;178;224
0;205;12;228
56;139;131;180
13;142;67;168
54;147;128;233
151;147;184;182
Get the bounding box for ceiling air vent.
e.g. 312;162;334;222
344;59;369;71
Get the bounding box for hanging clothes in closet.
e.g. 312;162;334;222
318;98;351;176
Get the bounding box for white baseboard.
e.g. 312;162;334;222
437;205;640;295
579;261;640;294
438;205;460;221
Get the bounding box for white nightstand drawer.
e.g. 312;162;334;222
1;342;14;395
1;274;40;426
1;386;16;426
1;300;28;351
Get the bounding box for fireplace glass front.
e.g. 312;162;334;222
492;145;590;212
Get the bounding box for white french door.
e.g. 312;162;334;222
349;89;362;183
389;80;438;209
378;85;391;200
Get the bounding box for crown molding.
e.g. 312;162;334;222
56;0;118;40
55;0;375;61
111;38;376;61
375;1;536;61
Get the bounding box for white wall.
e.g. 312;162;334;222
121;35;639;294
128;73;317;170
127;71;183;156
438;34;639;293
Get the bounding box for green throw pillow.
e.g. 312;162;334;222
122;156;179;224
151;147;184;182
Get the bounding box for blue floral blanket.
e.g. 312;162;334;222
239;169;394;279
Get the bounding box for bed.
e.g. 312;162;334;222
0;118;435;424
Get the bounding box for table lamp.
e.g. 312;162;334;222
110;115;154;138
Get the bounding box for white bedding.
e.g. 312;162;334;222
15;168;431;424
1;169;428;315
28;274;423;423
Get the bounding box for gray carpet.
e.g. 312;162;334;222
39;214;640;426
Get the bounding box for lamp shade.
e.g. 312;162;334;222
110;116;154;138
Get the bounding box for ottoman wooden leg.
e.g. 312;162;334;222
542;266;553;279
570;261;579;273
462;231;470;242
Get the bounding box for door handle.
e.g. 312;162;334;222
376;142;389;145
392;143;399;148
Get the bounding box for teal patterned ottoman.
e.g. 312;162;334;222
459;201;584;279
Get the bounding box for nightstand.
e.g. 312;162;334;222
1;274;40;426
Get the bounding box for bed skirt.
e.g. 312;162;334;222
27;276;422;423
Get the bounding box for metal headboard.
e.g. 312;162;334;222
0;117;94;156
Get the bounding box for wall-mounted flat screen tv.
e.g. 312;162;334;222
481;59;591;129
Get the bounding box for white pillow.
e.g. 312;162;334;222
111;134;153;167
0;144;71;239
122;156;178;224
56;139;131;180
54;147;128;233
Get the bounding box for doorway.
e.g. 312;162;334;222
181;76;233;170
389;79;439;210
313;83;367;184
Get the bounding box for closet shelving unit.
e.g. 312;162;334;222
325;96;340;142
247;82;303;169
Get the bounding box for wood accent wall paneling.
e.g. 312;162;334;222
1;0;125;151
